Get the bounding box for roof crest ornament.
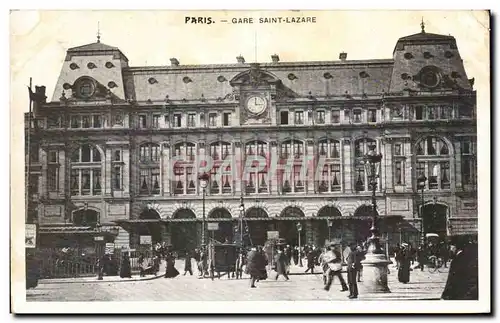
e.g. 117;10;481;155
97;21;101;43
420;17;425;34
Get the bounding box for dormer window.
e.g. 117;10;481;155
74;77;96;99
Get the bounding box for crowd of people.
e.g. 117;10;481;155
115;234;477;301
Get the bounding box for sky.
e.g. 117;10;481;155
10;10;490;114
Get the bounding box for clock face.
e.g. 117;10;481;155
246;95;267;115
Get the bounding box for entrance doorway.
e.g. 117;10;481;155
171;209;197;253
278;207;306;247
245;207;268;246
316;206;342;246
208;208;233;244
422;203;448;239
353;205;378;243
73;209;99;228
139;209;162;244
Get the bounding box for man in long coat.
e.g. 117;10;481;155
274;249;290;281
441;236;478;300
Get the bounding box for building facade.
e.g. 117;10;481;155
25;25;477;253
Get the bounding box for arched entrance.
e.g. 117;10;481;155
422;203;448;239
139;209;162;244
316;206;342;246
73;209;99;227
245;208;269;246
171;209;197;253
353;205;378;243
279;207;306;247
208;208;233;244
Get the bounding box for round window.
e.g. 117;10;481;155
77;79;96;98
419;68;440;88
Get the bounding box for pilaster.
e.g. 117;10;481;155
342;138;352;193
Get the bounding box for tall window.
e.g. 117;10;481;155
47;150;59;191
354;138;377;191
208;113;217;127
152;115;160;129
317;139;341;192
415;136;451;190
174;142;196;162
245;141;268;194
294;111;304;125
280;111;289;125
461;137;476;186
138;143;160;195
331;110;340;124
353;109;362;123
395;161;404;185
112;149;123;191
368;109;377;123
223;112;231;126
138;115;147;128
70;144;102;196
316;110;326;124
173;114;182;128
187;113;196;127
280;140;304;159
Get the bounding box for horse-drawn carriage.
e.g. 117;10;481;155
207;243;241;280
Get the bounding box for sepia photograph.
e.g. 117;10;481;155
10;9;490;314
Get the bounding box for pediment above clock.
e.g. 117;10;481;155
230;65;282;87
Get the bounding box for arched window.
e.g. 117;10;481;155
415;136;451;190
245;141;269;194
209;141;231;161
317;139;341;193
208;141;232;195
139;143;160;195
354;138;377;192
174;142;196;162
280;139;304;159
70;144;102;196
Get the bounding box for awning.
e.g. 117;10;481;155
39;226;104;234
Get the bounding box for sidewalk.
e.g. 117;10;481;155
39;260;169;284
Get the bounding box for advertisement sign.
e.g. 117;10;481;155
207;223;219;231
140;235;152;244
25;224;37;248
267;231;279;240
105;243;115;255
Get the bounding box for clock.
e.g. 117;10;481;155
246;95;267;115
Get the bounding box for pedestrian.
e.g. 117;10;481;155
397;243;412;284
183;249;193;276
441;235;478;300
346;243;360;299
323;242;349;292
119;253;132;278
394;243;401;269
305;250;315;273
343;243;352;265
164;246;180;279
199;246;208;277
273;248;290;281
416;244;426;271
355;245;365;282
235;250;246;279
246;246;266;288
292;246;299;266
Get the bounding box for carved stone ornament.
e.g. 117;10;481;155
234;142;242;148
114;112;124;125
270;141;278;147
198;142;205;149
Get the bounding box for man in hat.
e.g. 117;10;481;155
323;242;348;292
441;235;478;300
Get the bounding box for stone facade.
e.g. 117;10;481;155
26;26;477;251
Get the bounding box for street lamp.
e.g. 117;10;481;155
296;222;303;267
361;143;391;293
239;195;245;247
417;174;427;248
198;173;209;247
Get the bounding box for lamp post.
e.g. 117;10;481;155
297;222;303;267
417;174;427;248
239;195;245;247
198;173;209;247
360;144;390;293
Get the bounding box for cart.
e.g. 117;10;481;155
207;243;240;280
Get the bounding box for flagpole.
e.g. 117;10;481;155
26;77;32;224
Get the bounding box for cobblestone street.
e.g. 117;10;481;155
27;261;448;302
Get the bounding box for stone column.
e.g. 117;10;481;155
105;147;112;195
270;141;279;194
453;140;462;190
123;147;131;196
342;138;352;193
161;143;170;195
383;139;394;193
404;139;413;193
40;148;47;199
306;220;314;246
58;149;65;198
234;141;242;195
306;139;315;193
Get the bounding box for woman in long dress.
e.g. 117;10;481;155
164;248;180;279
397;243;411;284
119;253;132;278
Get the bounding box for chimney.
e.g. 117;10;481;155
236;55;245;64
170;58;180;66
271;54;280;63
339;52;347;61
